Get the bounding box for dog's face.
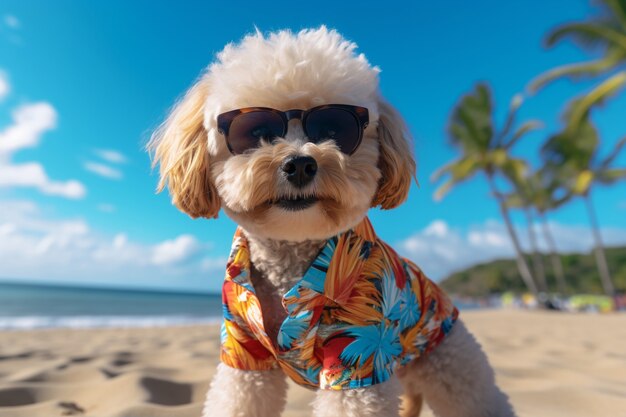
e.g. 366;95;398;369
150;27;415;241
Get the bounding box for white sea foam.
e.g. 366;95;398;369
0;315;222;330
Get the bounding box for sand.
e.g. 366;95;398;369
0;310;625;417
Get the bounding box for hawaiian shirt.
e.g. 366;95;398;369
220;217;458;390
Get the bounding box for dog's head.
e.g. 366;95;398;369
149;27;415;241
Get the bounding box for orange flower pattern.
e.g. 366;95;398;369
220;217;458;390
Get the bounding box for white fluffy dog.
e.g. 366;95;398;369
150;27;515;417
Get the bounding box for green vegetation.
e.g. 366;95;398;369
440;246;626;297
433;1;626;297
529;0;626;125
432;84;541;296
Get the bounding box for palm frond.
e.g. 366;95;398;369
599;136;626;169
546;22;626;51
503;192;527;209
495;94;524;146
430;160;455;183
447;83;494;152
564;71;626;131
595;167;626;183
542;118;599;170
486;149;508;168
432;151;485;202
500;158;529;184
604;0;626;31
551;191;573;209
528;51;624;92
505;120;544;149
433;179;455;202
451;157;481;179
572;170;595;194
432;157;480;201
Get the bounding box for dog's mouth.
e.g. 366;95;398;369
272;195;319;211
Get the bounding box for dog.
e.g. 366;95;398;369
149;27;515;417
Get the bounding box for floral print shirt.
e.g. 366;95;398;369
220;217;458;390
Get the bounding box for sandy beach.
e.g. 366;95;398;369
0;310;625;417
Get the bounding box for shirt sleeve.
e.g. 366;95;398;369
220;319;277;371
403;259;459;356
220;280;277;371
316;253;458;391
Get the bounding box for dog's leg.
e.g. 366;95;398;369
399;319;515;417
203;363;288;417
312;377;402;417
399;391;423;417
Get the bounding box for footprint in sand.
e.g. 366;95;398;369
141;376;193;406
59;401;86;415
0;387;36;407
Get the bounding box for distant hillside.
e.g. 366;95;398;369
440;246;626;296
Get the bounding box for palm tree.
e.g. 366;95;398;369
538;212;568;295
529;0;626;129
503;174;548;293
504;171;571;294
530;1;626;295
432;83;542;296
541;114;626;296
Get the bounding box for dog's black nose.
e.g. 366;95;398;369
281;156;317;188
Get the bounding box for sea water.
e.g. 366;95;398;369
0;282;222;329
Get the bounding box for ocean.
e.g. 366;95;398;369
0;282;223;330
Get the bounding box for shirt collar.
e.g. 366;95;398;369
224;217;377;313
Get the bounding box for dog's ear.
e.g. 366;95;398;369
148;76;220;219
371;99;417;210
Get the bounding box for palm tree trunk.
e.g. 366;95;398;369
538;212;567;295
524;208;548;292
486;174;539;296
583;193;615;296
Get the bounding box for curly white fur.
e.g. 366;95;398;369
204;364;288;417
399;321;515;417
313;377;403;417
204;27;382;138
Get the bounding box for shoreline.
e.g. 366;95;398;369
0;315;222;331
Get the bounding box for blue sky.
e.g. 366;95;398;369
1;1;625;293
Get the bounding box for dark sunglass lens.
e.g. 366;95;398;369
305;108;361;154
228;111;285;154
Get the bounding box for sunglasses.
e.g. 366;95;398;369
217;104;369;155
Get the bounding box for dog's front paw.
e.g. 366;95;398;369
203;364;288;417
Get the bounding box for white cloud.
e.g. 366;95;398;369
4;15;19;29
468;228;508;247
152;235;201;266
0;163;86;198
0;101;87;198
83;161;123;180
0;200;226;291
423;220;449;238
112;233;127;249
85;149;127;180
0;71;9;101
95;149;127;164
0;102;57;159
397;219;626;281
200;257;228;271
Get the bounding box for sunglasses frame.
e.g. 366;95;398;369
217;104;369;155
